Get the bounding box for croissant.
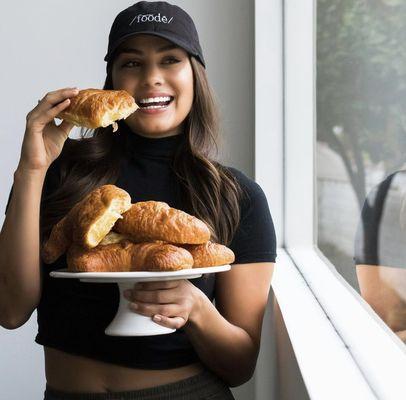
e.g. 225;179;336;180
180;241;235;268
42;185;132;264
66;240;194;272
113;201;211;244
41;214;73;266
73;185;132;248
57;89;138;132
99;231;133;246
99;233;234;269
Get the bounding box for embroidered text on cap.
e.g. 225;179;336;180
130;13;174;25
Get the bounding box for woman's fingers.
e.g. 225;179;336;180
133;281;180;291
43;98;71;121
128;301;180;317
126;288;174;304
30;88;78;127
152;315;186;329
56;120;75;137
37;87;79;110
127;301;187;329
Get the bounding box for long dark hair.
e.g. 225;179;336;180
40;57;244;248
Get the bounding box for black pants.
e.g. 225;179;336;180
43;369;235;400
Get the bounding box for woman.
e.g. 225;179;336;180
0;2;277;399
355;171;406;342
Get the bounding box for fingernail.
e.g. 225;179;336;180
130;302;139;310
153;315;162;322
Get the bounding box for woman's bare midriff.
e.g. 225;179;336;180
44;346;206;393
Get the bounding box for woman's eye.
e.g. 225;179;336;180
163;57;180;64
122;61;140;68
121;58;180;68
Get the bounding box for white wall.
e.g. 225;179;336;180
0;0;256;398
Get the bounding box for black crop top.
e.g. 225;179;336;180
4;128;277;369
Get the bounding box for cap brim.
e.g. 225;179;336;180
104;31;205;67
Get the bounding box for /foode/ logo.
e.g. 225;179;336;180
129;13;174;25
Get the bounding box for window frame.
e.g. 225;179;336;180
255;0;406;398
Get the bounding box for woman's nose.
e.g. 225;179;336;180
141;64;164;87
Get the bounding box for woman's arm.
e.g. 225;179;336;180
125;260;275;386
0;166;47;329
0;88;77;329
184;262;274;387
356;264;406;341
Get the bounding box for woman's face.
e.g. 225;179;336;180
111;34;194;138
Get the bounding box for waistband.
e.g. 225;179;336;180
44;369;233;400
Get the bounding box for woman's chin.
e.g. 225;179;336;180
130;126;181;137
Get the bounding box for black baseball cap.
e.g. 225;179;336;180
104;1;206;68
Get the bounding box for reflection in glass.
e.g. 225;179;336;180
316;0;406;340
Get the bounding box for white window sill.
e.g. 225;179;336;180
273;247;406;399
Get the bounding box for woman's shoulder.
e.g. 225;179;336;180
221;165;277;263
363;169;406;209
221;164;266;202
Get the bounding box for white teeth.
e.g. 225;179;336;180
139;96;172;104
142;104;169;110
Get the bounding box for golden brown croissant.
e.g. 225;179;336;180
66;240;194;272
41;214;73;265
42;185;132;264
180;241;235;268
99;231;133;246
73;185;132;248
57;89;138;131
113;201;211;244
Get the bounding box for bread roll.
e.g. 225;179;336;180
57;89;138;132
42;185;132;264
181;241;235;268
66;240;194;272
113;201;211;244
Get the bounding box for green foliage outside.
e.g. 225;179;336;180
317;0;406;209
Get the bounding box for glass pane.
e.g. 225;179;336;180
316;0;406;342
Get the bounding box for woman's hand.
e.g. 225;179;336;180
19;87;79;172
124;280;205;329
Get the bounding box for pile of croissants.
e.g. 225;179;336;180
41;184;235;272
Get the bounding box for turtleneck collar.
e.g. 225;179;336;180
120;122;185;159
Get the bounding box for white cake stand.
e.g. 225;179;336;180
50;265;231;337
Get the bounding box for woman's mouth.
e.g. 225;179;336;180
137;96;174;113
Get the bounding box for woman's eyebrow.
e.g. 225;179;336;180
119;44;180;55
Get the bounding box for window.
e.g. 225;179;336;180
316;0;406;341
255;0;406;397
